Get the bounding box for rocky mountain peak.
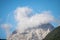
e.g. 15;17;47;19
7;23;54;40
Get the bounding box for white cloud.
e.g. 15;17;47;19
1;23;12;39
14;7;32;22
1;24;12;30
14;7;54;33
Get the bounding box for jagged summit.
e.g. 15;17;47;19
8;23;54;40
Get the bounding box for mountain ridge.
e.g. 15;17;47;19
43;26;60;40
7;23;54;40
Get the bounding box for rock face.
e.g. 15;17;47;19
7;23;54;40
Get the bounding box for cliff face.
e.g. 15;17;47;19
7;23;54;40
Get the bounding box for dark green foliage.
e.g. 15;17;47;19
43;26;60;40
0;39;6;40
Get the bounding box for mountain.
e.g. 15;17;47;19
43;26;60;40
7;23;54;40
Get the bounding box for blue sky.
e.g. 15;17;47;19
0;0;60;39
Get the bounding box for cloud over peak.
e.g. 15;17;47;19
14;7;54;33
